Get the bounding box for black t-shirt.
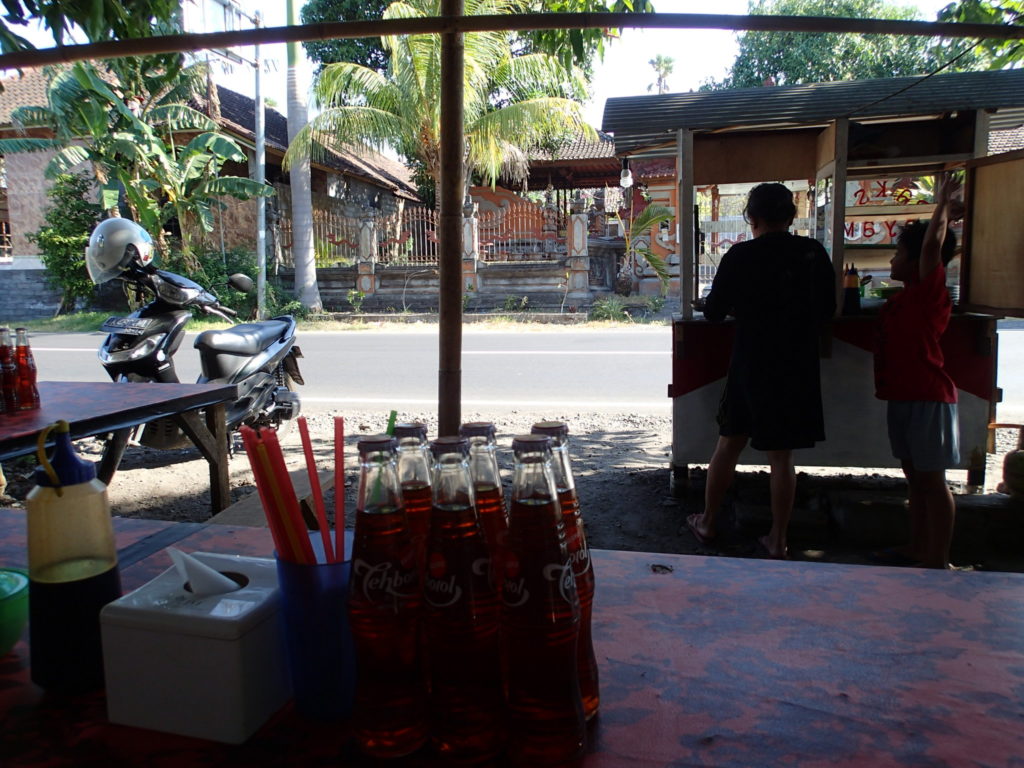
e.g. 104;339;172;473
703;231;836;448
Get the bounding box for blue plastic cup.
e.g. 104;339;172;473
275;556;355;720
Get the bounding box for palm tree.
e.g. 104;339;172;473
286;0;322;312
285;0;595;194
647;54;674;95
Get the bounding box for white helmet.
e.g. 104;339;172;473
85;218;154;285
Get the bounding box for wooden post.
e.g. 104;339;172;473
677;128;695;319
438;0;465;437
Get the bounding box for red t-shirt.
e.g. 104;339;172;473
874;264;957;403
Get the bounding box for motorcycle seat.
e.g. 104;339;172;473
194;321;289;356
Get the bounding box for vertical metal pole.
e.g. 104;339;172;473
438;0;465;436
254;13;266;320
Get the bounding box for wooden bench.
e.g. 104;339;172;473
209;467;334;529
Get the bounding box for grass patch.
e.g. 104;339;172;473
3;311;235;334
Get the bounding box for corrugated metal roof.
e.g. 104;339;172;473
604;69;1024;154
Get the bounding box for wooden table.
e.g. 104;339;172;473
0;381;237;513
1;509;1022;767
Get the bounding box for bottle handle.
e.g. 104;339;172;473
36;420;69;497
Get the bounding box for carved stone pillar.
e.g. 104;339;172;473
463;197;480;293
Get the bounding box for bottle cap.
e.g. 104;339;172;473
430;436;469;458
531;421;569;439
458;421;496;440
34;421;97;488
357;434;398;457
393;422;428;441
512;434;551;453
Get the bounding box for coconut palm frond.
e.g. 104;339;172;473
196;176;274;200
147;104;216;132
0;137;63;154
494;53;588;101
637;248;672;288
10;105;54;131
285;107;405;170
315;62;393;109
44;145;92;177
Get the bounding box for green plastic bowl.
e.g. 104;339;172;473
876;285;904;300
0;568;29;657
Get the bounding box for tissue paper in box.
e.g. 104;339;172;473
100;552;290;744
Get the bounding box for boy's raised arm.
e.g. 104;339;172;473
920;173;959;281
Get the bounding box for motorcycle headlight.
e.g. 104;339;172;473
99;333;166;364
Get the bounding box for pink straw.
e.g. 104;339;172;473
334;416;345;562
240;426;293;562
298;416;334;563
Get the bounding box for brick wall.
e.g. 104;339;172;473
6;151;53;258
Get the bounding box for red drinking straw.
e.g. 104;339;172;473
240;426;293;563
261;428;316;565
297;416;334;564
334;416;345;562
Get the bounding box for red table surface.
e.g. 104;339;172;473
1;513;1023;767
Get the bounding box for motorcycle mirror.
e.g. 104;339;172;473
228;273;254;293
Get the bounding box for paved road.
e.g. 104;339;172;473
26;326;674;416
26;323;1024;420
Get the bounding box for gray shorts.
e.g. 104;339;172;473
887;401;961;471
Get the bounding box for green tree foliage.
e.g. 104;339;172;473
703;0;979;90
28;173;103;315
0;0;180;54
299;0;655;78
301;0;391;74
648;53;674;93
938;0;1023;67
287;0;596;195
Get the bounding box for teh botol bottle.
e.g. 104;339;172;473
0;326;18;412
27;420;122;692
348;435;427;758
424;437;505;762
459;421;509;586
14;327;41;410
503;434;585;766
394;422;432;574
532;421;600;720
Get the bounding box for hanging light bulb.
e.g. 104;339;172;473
620;157;633;189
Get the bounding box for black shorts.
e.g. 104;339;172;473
716;375;820;452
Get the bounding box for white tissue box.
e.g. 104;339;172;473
100;552;290;744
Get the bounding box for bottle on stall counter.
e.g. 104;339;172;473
349;435;428;759
394;422;432;574
842;263;861;316
0;327;18;413
27;420;122;692
503;434;585;767
424;436;505;763
459;421;509;587
531;421;599;721
14;327;41;410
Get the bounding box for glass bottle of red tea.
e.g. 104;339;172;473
349;435;427;759
423;436;505;763
0;327;19;412
531;420;599;721
503;434;585;767
394;422;432;574
458;421;508;586
14;327;40;410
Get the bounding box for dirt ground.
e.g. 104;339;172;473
3;409;1022;570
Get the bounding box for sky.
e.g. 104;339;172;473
11;0;957;130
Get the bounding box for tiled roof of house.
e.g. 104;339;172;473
208;85;420;200
532;130;615;161
990;125;1024;155
0;67;49;123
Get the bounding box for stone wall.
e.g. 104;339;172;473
0;268;61;319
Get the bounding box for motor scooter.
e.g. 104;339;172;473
93;259;304;450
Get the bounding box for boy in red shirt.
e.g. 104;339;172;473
875;175;960;569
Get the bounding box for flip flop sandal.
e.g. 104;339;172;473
686;514;714;546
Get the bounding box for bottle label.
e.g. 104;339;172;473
565;529;592;577
543;562;577;605
353;559;418;607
